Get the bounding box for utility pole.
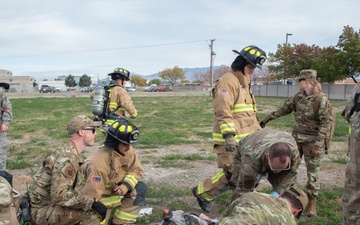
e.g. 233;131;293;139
209;39;216;89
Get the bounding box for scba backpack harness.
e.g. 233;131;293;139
92;84;121;122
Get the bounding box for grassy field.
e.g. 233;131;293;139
7;93;349;224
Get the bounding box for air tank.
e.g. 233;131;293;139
92;86;106;116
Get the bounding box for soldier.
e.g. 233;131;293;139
0;176;19;225
229;129;300;203
260;69;334;216
218;186;308;224
0;82;12;171
192;45;267;212
342;83;360;225
28;115;107;225
80;117;147;225
105;67;137;126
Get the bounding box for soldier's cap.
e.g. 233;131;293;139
284;186;308;218
296;69;317;81
67;115;101;135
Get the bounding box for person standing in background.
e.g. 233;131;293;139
0;82;12;171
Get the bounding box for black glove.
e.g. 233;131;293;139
92;200;107;221
259;118;269;128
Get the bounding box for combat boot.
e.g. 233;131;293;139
192;187;212;212
307;196;317;217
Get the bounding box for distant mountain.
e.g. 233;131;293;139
141;66;219;82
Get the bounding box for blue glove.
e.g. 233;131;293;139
270;191;280;198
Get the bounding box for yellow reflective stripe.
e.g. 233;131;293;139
124;174;138;188
349;126;351;134
196;183;213;201
213;133;225;142
231;103;257;113
105;184;111;189
109;102;119;110
100;219;106;225
101;195;122;207
220;123;235;133
113;209;138;222
131;111;137;117
211;170;225;184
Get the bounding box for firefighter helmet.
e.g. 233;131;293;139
108;67;130;81
232;45;267;68
103;118;139;145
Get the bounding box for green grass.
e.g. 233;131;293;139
6;94;350;224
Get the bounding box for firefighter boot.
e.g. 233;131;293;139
192;187;212;213
307;196;317;217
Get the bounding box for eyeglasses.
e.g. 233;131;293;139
268;156;291;171
82;128;96;134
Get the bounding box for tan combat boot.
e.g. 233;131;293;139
307;196;317;217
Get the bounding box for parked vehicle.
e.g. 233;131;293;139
126;87;136;92
147;86;156;92
153;85;173;92
40;86;60;93
80;87;92;92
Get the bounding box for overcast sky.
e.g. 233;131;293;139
1;0;359;81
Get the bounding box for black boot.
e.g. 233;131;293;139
192;187;212;212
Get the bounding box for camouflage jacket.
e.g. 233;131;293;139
218;192;297;225
0;87;12;126
231;129;300;194
0;176;19;225
28;141;94;210
264;90;332;144
212;70;260;144
80;145;144;208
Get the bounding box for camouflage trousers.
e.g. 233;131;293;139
31;205;101;225
195;144;233;201
297;142;325;198
343;115;360;225
0;131;7;171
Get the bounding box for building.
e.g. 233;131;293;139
0;69;36;93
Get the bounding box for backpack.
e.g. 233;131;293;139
294;92;336;152
92;84;121;122
162;210;212;225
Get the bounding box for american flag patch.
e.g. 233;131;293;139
91;176;102;184
219;88;228;95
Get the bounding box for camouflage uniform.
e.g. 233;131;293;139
0;176;19;225
342;83;360;225
261;84;332;198
104;80;137;126
229;129;300;201
28;142;101;225
195;69;261;202
218;192;297;225
80;145;145;225
0;87;12;171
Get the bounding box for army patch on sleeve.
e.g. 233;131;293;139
91;176;102;184
65;166;76;179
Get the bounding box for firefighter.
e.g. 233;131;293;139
192;45;267;212
105;67;137;126
80;117;147;225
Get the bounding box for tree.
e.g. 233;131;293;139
336;25;360;82
192;65;230;85
79;74;92;87
159;66;185;86
150;78;161;85
130;74;147;87
65;75;76;90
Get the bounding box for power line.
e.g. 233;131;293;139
0;39;209;59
